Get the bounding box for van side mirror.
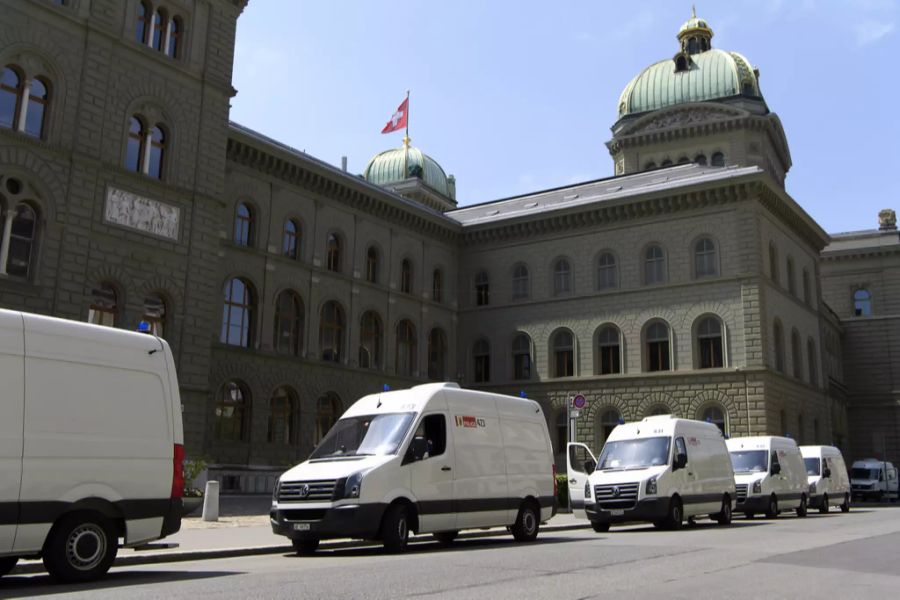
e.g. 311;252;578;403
584;459;596;473
673;452;688;470
407;437;427;463
823;467;831;478
771;462;781;476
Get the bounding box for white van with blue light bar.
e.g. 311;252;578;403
270;383;555;554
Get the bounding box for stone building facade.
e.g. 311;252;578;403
0;3;894;491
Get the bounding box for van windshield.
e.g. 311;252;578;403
851;467;882;480
597;437;670;471
730;450;768;473
310;412;415;459
804;457;820;476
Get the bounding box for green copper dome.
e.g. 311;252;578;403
364;143;451;197
617;14;764;119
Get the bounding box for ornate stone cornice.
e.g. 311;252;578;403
753;181;830;250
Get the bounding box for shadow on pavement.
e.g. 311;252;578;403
0;569;241;597
608;520;770;533
286;535;591;559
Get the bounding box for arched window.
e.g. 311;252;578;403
400;259;413;294
694;154;708;166
597;325;621;375
282;220;300;259
427;328;447;381
786;257;796;296
773;319;785;373
432;268;442;303
807;338;818;387
552;330;575;378
473;339;490;383
141;294;167;338
644;244;666;285
768;242;779;283
147;124;166;179
4;203;38;279
325;233;341;272
711;152;725;167
512;264;529;300
555;411;568;454
553;258;571;295
694;237;718;278
315;393;341;444
125;116;145;172
853;289;872;316
359;311;382;369
644;161;657;170
701;405;727;435
512;333;532;380
696;316;724;369
365;246;378;282
597;252;618;290
216;381;248;442
474;270;489;306
395;319;417;376
273;290;303;356
675;55;688;71
24;78;49;139
167;16;182;59
0;66;22;130
221;278;254;347
136;1;151;43
802;268;811;305
319;301;344;362
151;9;168;52
267;386;295;444
88;283;118;327
233;202;253;247
791;329;802;379
645;321;671;372
594;409;620;448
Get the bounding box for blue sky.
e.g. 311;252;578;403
231;1;899;234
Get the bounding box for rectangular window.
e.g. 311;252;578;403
513;353;531;380
555;350;574;377
600;345;620;375
648;341;670;371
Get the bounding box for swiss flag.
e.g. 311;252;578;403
381;97;408;134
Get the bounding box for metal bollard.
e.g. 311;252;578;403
202;480;220;522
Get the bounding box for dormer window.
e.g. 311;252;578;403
674;53;690;72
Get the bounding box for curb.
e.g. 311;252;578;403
10;521;591;576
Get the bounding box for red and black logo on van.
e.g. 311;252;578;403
455;415;486;428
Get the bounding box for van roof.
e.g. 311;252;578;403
726;436;799;451
607;416;722;442
341;383;542;420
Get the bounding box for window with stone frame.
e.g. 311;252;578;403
474;270;490;306
773;319;785;373
711;152;725;167
701;405;727;435
802;268;811;305
512;264;529;300
315;393;341;444
358;311;382;369
431;268;442;303
319;301;344;362
282;219;300;259
400;259;413;294
807;338;818;388
221;278;255;347
597;324;621;375
273;290;303;356
1;65;51;140
853;288;872;316
0;185;39;280
215;381;249;442
553;258;572;296
325;233;342;272
88;283;119;328
136;2;186;60
427;328;447;381
643;244;666;285
395;319;417;377
124;115;168;179
768;242;779;284
791;329;803;379
696;316;724;369
644;321;671;372
694;237;718;278
267;386;295;445
512;333;532;380
596;252;618;290
141;294;167;338
365;246;378;282
786;257;796;296
552;330;575;378
473;339;490;383
232;202;254;247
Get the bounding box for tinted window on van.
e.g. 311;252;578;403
730;450;768;473
804;457;820;476
413;414;446;458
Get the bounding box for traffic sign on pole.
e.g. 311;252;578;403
572;394;586;409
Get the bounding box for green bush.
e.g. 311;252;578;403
556;473;569;509
183;456;208;497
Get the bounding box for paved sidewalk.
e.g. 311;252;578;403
11;510;588;575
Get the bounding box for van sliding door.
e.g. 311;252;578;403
0;311;24;553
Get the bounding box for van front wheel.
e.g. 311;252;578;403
511;502;540;542
292;538;319;555
663;497;683;530
381;504;410;553
765;496;779;519
591;521;610;533
43;513;118;583
0;557;17;577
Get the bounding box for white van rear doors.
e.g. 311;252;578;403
566;443;597;519
0;311;24;553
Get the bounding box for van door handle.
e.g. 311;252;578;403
441;466;452;472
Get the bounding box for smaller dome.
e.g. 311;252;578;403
363;142;451;197
678;16;713;39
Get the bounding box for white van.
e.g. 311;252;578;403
800;446;851;513
0;309;184;582
727;436;808;518
568;416;735;531
270;383;555;553
850;459;899;501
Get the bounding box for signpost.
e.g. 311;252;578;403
568;394;587;444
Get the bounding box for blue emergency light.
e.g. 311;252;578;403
138;321;152;334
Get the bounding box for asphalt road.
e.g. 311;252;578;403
3;506;900;599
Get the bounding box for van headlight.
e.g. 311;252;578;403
646;477;658;495
752;480;762;494
584;481;591;499
338;472;363;499
809;482;817;495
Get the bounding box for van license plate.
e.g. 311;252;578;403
610;509;624;516
293;523;311;531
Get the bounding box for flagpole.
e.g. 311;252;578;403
403;90;410;179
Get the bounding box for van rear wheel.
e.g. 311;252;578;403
433;531;458;545
511;502;540;542
819;493;830;514
840;494;851;513
381;504;410;553
292;538;319;555
0;557;17;577
765;496;779;519
43;513;118;583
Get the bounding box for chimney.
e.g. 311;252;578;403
878;209;897;231
341;156;348;172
